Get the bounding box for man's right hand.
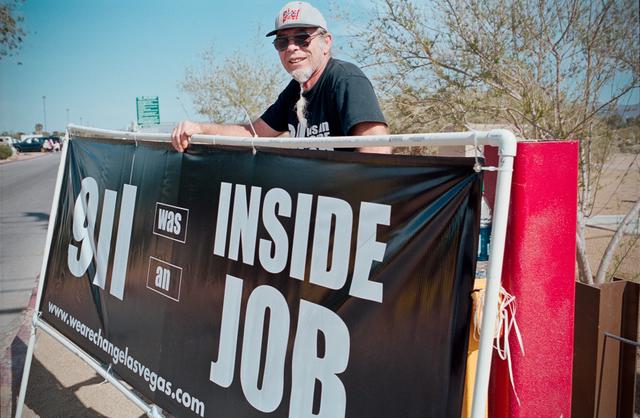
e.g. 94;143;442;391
171;120;203;152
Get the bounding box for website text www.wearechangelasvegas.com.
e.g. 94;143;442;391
47;301;205;417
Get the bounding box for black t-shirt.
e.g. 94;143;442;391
261;58;386;137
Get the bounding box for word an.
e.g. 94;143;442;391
146;257;182;301
157;208;181;235
155;266;170;291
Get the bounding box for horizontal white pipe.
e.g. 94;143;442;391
66;124;517;157
55;124;518;418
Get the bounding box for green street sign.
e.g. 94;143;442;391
136;96;160;126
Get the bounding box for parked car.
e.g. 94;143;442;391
14;137;44;153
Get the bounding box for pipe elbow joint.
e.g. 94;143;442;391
488;129;518;157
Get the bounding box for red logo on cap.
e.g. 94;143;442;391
282;8;301;22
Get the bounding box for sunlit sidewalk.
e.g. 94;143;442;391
0;285;145;418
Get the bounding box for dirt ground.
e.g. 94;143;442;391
584;152;640;282
585;152;640;418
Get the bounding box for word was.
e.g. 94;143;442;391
153;202;188;243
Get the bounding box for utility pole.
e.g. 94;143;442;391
42;96;47;133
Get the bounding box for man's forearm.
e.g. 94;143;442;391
172;118;283;152
359;146;393;154
198;122;256;137
351;122;393;154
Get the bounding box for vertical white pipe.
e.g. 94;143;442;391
470;154;515;418
13;318;37;418
15;135;71;418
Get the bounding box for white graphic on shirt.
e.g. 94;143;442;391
288;122;330;138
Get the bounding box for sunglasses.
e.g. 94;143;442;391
272;31;324;52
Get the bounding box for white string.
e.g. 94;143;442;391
473;286;525;406
481;166;513;172
130;131;138;184
101;364;113;385
471;131;512;172
240;105;257;155
32;311;42;329
472;132;482;173
32;312;42;345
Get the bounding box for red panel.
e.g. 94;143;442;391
485;141;578;418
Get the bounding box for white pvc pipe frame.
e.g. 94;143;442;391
16;125;517;418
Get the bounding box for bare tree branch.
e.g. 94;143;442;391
595;198;640;284
348;0;639;283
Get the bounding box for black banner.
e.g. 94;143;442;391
40;137;481;418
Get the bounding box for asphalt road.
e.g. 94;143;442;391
0;153;60;353
0;152;144;418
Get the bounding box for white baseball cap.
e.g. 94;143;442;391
266;2;328;37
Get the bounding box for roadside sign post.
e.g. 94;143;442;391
136;96;160;127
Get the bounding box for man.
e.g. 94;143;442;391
172;1;390;153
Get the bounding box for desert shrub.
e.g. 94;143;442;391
0;144;13;160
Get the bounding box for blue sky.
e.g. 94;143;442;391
2;0;637;134
0;0;370;133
